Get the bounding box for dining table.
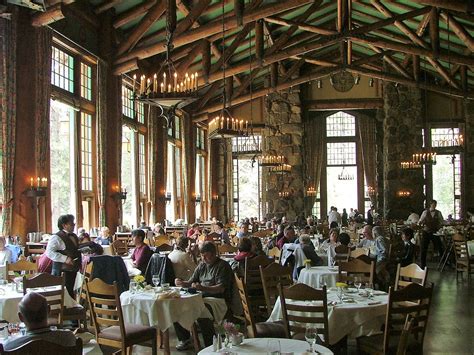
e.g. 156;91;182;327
268;287;388;345
298;266;340;289
198;337;333;354
120;287;227;353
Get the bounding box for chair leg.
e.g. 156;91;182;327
152;333;157;354
192;323;201;352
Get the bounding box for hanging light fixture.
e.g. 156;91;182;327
305;186;317;197
208;0;250;139
134;0;198;109
270;163;292;173
338;161;354;181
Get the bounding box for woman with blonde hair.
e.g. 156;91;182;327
96;226;111;245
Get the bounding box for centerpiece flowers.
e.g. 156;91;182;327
133;275;146;290
304;259;312;269
223;321;243;346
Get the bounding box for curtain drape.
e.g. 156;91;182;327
148;106;158;224
97;60;108;227
358;116;377;199
304;116;325;213
34;28;52;177
0;15;17;235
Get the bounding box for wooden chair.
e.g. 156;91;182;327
357;283;434;354
259;263;293;316
350;248;369;259
208;232;222;245
23;273;65;326
234;275;285;339
396;315;415;355
338;258;375;285
267;247;281;263
278;283;329;346
452;234;473;281
0;337;83;354
218;243;238;255
111;239;128;256
252;229;273;238
334;245;350;263
7;259;38;281
85;278;157;354
153;235;170;247
395;263;428;290
156;243;174;253
244;255;274;321
355;254;373;265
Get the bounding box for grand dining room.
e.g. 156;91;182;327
0;0;473;354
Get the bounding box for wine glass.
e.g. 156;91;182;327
354;277;362;293
305;324;318;353
267;339;280;355
152;275;160;289
129;281;137;294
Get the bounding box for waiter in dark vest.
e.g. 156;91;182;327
45;214;81;297
418;200;444;269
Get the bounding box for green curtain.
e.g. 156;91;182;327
358;116;377;202
97;60;108;227
0;15;17;235
304;116;325;215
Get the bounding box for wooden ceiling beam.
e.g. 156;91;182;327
113;0;157;29
32;3;64;26
264;16;337;36
441;12;474;52
202;40;211;83
350;34;474;66
409;0;473;13
402;10;432;67
235;0;244;26
346;65;473;99
95;0;121;15
194;65;341;120
281;59;305;82
305;98;384;110
116;1;166;56
114;0;313;66
368;45;412;79
255;20;264;61
430;7;440;55
175;0;211;36
195;82;220;111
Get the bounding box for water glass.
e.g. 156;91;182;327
162;282;170;291
152;275;160;288
354;277;362;292
129;281;137;294
305;325;318;352
267;339;280;355
365;283;374;298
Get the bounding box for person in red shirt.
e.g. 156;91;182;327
187;223;200;240
131;229;154;275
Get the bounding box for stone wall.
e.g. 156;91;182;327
382;83;425;219
262;89;304;220
464;100;474;210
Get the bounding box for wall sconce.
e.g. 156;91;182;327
25;177;48;197
112;186;127;201
212;194;219;201
397;190;412;198
164;192;172;204
316;80;322;89
367;186;376;197
369;78;374;87
305;187;317;197
354;75;361;85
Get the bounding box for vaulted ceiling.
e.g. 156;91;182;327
31;0;474;119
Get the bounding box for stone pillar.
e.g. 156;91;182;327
464;99;474;210
263;89;304;221
383;83;424;219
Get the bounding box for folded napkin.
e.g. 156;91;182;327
157;290;181;300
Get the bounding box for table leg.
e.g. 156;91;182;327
163;328;170;355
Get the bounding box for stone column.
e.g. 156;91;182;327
382;83;424;219
463;99;474;210
263;89;304;221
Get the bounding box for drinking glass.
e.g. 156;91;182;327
365;282;374;298
129;281;137;294
354;277;362;293
152;275;160;288
162;282;170;291
267;339;280;355
305;325;318;353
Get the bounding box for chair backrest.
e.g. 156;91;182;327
350;248;369;259
156;243;174;253
338;258;375;285
218;243;238;255
395;263;428;290
234;275;257;338
153;235;171;247
334;245;350;263
23;273;65;325
0;337;83;354
208;232;222;245
252;229;273;238
267;247;281;263
396;315;415;355
111;239;128;256
355;254;373;264
85;278;126;340
452;235;469;263
278;283;329;345
7;259;38;281
259;263;292;316
244;255;274;320
383;283;434;354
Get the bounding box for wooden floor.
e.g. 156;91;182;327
83;265;473;354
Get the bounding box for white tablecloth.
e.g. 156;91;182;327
298;266;340;289
120;288;215;331
102;245;112;255
198;338;333;354
268;289;388;345
0;285;78;323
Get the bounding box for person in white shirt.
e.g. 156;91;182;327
0;237;12;266
406;209;420;225
328;206;342;227
168;236;196;280
418;200;444;269
357;225;375;249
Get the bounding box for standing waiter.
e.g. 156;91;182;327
418;200;444;269
45;214;81;297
